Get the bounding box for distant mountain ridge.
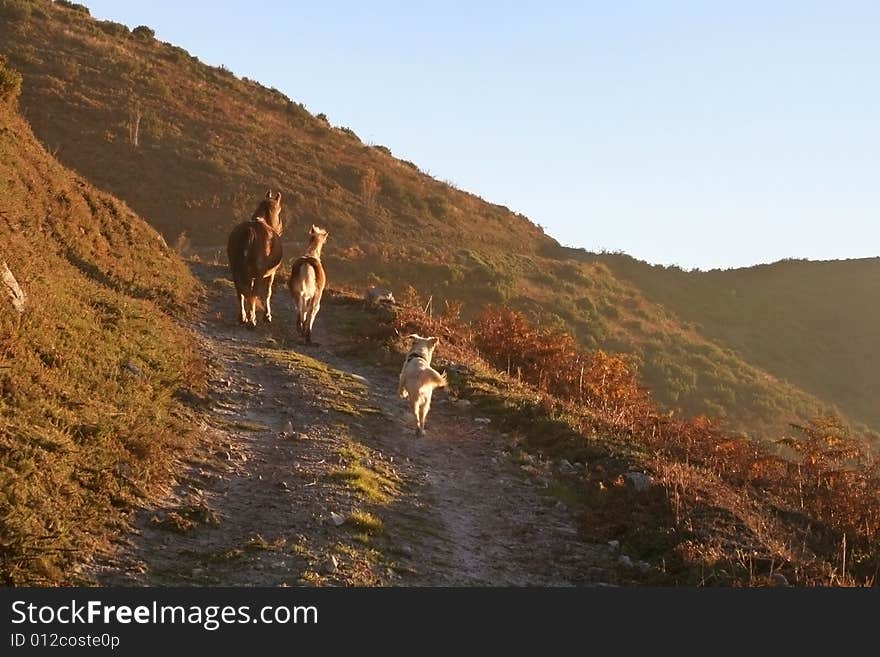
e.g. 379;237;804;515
582;251;880;432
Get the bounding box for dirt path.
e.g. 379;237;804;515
88;263;616;586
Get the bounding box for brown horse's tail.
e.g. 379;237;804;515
229;224;257;298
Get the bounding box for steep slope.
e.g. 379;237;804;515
0;0;551;253
0;55;203;584
0;0;856;437
581;251;880;433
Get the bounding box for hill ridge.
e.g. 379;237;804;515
1;0;876;438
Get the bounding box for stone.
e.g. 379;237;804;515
771;573;791;587
624;472;655;492
474;417;492;425
557;459;575;473
321;555;339;574
364;287;395;307
329;512;345;526
1;261;26;314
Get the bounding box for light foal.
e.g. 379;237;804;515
287;225;329;343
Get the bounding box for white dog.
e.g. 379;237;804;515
398;334;447;436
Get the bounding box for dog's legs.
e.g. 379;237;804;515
413;395;428;436
411;398;422;436
398;372;408;399
418;393;432;433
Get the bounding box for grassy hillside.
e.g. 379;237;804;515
0;54;203;584
0;0;860;438
580;251;880;433
382;298;880;586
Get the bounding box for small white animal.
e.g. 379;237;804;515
364;286;395;307
398;334;447;436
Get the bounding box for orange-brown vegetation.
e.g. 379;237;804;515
386;297;880;585
0;53;203;585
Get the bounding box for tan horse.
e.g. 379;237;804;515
226;190;283;328
287;225;328;343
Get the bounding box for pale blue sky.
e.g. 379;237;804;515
83;1;879;270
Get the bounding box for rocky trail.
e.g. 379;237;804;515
88;263;618;586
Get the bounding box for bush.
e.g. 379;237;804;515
0;56;23;104
474;306;648;422
132;25;156;40
55;0;90;14
98;20;130;37
162;44;189;62
427;195;449;219
338;126;360;141
0;0;30;20
284;101;308;120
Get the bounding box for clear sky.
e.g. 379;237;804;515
82;1;879;270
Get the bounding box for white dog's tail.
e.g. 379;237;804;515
428;369;448;389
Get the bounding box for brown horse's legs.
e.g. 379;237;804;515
239;292;248;324
263;272;276;323
246;294;258;328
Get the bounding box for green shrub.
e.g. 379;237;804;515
55;0;90;14
148;75;171;99
132;25;156;40
0;56;23;103
162;44;189;62
338;125;360;141
284;101;308;120
0;0;30;20
427;195;449;219
98;20;130;37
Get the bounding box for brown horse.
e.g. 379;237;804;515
227;190;283;327
287;225;328;343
